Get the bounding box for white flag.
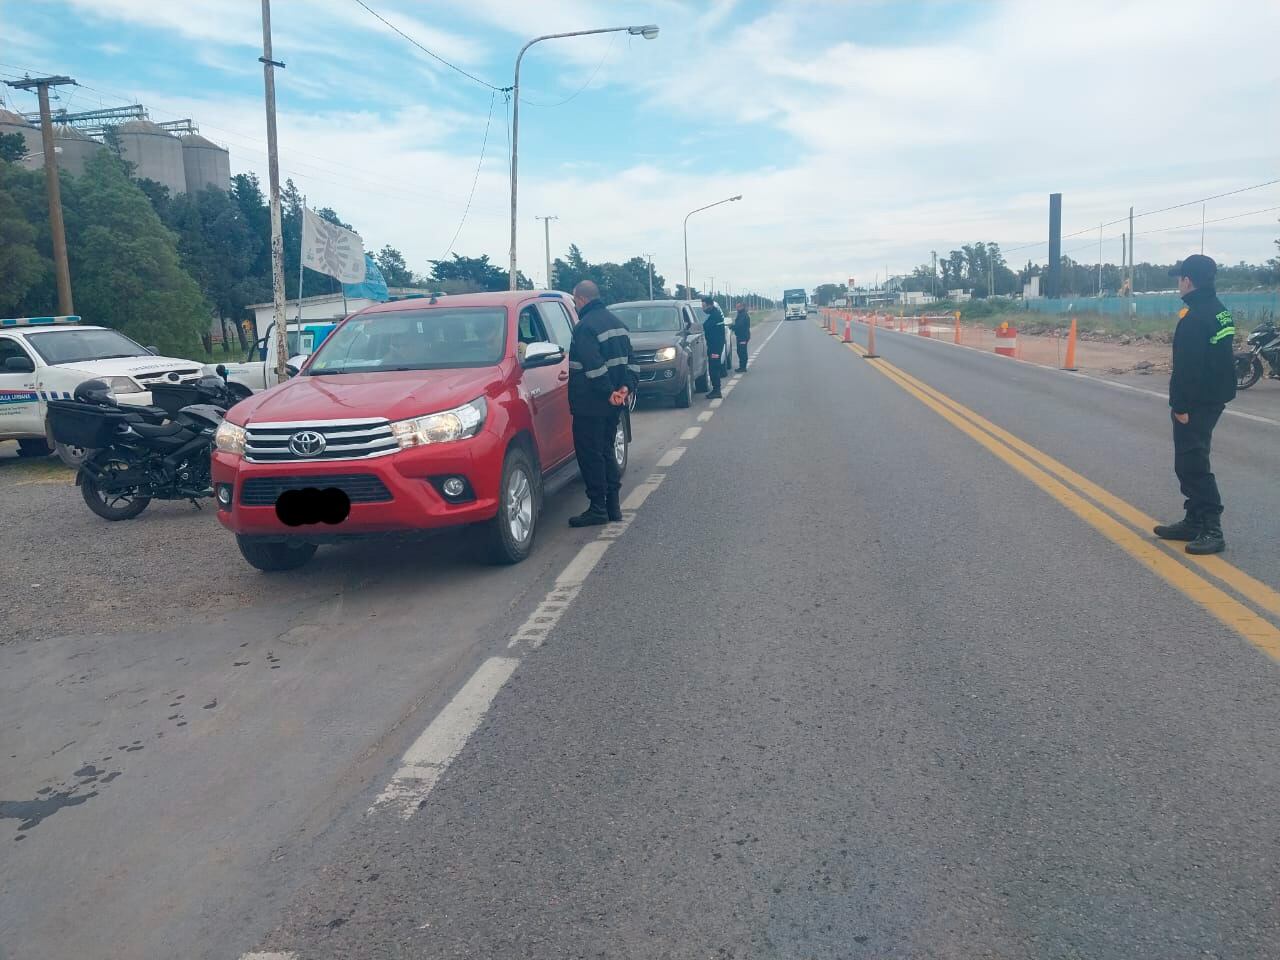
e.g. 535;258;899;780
301;206;366;283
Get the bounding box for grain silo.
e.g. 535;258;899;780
116;119;186;195
0;108;42;163
180;133;230;193
53;124;105;176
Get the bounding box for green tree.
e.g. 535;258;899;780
428;253;529;292
812;283;847;305
375;245;416;287
69;151;209;357
0;163;51;312
0;132;28;163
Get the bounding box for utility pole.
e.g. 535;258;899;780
642;253;654;299
1098;223;1103;297
1200;202;1206;254
536;215;558;290
1128;206;1135;317
6;75;76;315
931;250;937;298
259;0;289;385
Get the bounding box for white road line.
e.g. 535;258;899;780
622;480;662;511
241;953;298;960
556;540;612;586
860;321;1280;428
709;399;723;409
656;446;686;467
369;656;521;819
697;411;714;422
507;584;583;648
681;426;702;440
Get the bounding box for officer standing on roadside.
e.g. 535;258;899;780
568;280;637;527
1153;254;1236;555
732;300;751;372
701;295;726;399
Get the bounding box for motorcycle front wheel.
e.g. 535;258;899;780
80;455;152;521
1235;353;1263;390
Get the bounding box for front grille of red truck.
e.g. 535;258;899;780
244;418;398;462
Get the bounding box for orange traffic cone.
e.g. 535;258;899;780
1063;317;1078;371
863;313;880;359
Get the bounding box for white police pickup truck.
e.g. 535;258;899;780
0;316;207;465
217;320;336;398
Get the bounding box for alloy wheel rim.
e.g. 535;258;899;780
507;469;533;543
614;422;626;468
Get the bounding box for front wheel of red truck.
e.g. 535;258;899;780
481;447;538;565
236;535;318;572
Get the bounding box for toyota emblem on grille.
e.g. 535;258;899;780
288;430;327;457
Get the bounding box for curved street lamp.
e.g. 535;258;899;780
508;24;660;290
684;195;742;299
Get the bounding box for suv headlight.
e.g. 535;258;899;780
654;346;678;362
215;421;246;455
103;376;142;395
390;397;487;449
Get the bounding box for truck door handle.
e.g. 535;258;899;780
557;371;569;382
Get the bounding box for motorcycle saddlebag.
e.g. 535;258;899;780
46;400;133;448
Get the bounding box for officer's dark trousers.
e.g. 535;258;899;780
736;339;749;370
707;348;723;393
573;409;621;508
1173;405;1225;520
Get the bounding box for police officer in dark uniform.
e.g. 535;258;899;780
1153;254;1236;555
568;280;637;527
701;295;726;398
732;301;751;371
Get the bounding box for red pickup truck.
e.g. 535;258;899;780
212;291;628;571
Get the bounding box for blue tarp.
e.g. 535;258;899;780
343;254;389;302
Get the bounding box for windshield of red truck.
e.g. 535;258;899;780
307;308;507;373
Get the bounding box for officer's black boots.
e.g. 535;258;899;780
1153;515;1202;541
1186;519;1226;555
569;504;609;528
605;493;622;523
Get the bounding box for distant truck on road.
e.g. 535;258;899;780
783;288;808;321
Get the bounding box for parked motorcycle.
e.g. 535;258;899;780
1235;318;1280;390
46;376;231;520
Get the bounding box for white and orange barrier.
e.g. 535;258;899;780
995;322;1017;358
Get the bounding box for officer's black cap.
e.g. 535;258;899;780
701;295;714;304
1169;254;1216;288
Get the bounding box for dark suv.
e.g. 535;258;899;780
609;301;710;408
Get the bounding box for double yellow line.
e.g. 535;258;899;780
843;338;1280;660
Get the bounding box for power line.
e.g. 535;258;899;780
441;89;498;260
348;0;507;93
1059;205;1280;259
520;32;619;108
1004;177;1280;254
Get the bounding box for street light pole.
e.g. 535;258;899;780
683;194;741;300
509;23;658;290
642;253;654;299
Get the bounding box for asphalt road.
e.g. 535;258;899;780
5;314;1280;959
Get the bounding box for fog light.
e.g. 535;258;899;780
216;483;233;509
442;477;465;498
663;369;674;379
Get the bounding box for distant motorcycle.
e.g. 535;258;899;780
47;375;231;520
1235;318;1280;390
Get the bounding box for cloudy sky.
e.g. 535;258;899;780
4;0;1278;294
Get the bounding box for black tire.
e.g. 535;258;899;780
16;438;52;458
694;360;709;393
673;368;693;408
613;415;629;478
481;446;538;565
236;535;318;572
80;456;151;521
1236;354;1263;390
